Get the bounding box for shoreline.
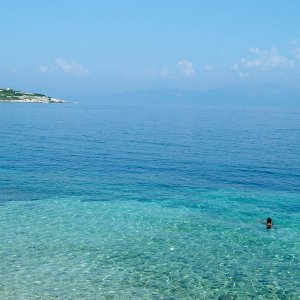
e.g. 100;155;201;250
0;88;65;103
0;97;65;103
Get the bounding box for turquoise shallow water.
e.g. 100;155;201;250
0;103;299;299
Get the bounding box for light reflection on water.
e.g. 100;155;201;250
0;103;299;299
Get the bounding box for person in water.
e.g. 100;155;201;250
265;217;273;229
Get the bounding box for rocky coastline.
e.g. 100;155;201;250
0;88;65;103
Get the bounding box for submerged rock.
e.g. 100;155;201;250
218;294;237;300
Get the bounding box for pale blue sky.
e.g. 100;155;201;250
1;0;300;98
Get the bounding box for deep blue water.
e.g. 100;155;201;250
0;102;299;299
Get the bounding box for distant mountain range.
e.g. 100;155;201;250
101;84;300;107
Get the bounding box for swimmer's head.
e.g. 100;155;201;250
266;217;273;229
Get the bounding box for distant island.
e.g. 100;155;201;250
0;88;65;103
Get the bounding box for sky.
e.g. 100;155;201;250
1;0;300;98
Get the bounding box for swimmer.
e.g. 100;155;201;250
265;217;273;229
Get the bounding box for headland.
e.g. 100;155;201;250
0;88;65;103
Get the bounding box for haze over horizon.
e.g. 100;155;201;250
2;1;300;100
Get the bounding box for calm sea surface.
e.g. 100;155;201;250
0;102;299;299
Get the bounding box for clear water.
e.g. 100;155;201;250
0;102;299;299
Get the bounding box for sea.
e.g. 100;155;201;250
0;101;299;299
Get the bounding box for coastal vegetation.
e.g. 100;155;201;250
0;88;64;103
